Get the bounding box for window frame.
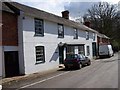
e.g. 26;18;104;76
35;46;45;64
93;33;96;41
78;45;85;55
58;24;64;38
73;28;78;39
86;31;89;40
34;18;44;36
86;46;90;56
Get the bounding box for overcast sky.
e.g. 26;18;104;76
12;0;119;20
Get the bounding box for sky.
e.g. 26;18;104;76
12;0;120;20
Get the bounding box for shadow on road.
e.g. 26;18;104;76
102;59;118;63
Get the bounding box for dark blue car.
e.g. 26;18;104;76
64;54;91;69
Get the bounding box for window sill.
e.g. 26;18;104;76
73;38;78;39
34;34;44;37
58;37;64;38
35;61;45;65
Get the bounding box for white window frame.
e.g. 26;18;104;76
93;33;96;41
35;46;45;64
74;28;78;39
35;18;44;36
86;31;89;40
86;46;90;56
58;24;64;38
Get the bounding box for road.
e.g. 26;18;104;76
3;53;119;89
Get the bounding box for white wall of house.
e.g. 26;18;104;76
20;15;97;74
18;14;26;75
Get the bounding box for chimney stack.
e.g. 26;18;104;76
84;21;91;27
62;10;69;19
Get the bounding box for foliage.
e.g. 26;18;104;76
83;2;120;50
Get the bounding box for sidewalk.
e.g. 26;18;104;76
2;60;96;86
2;67;64;86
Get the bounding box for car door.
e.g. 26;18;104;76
81;54;87;64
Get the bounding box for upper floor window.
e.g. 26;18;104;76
86;31;89;40
93;33;95;41
35;46;45;64
74;28;78;39
58;24;64;38
35;18;44;36
86;46;90;56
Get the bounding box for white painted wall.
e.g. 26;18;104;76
20;15;97;74
18;12;25;75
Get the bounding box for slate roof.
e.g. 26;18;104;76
97;32;110;39
1;2;14;13
4;2;98;33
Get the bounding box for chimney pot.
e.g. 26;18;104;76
61;10;69;19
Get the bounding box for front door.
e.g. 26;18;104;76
59;46;64;64
4;51;19;77
92;42;97;57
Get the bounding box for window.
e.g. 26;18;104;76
35;18;44;36
87;46;90;56
66;46;74;58
93;33;95;41
35;46;45;64
74;28;78;39
86;31;89;40
78;45;85;55
58;24;64;38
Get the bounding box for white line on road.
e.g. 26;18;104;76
17;71;70;90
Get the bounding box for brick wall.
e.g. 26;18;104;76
2;11;18;46
97;36;110;45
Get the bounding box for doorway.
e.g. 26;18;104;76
59;46;64;64
4;51;19;77
92;42;97;57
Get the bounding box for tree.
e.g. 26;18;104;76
84;2;117;36
83;2;120;50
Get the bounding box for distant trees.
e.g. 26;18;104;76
83;2;120;51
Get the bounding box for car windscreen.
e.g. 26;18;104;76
79;54;85;60
66;54;78;59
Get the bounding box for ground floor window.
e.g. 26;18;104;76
87;46;90;56
35;46;45;64
78;45;85;55
66;46;74;57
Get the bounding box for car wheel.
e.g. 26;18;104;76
65;66;68;69
78;63;82;69
87;61;91;66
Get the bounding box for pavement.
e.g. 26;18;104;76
1;59;95;87
1;60;96;86
1;67;62;86
0;53;118;87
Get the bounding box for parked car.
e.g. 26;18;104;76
64;54;91;69
99;44;114;58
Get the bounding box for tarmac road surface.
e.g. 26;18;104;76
3;53;119;89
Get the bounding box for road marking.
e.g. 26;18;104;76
17;71;70;89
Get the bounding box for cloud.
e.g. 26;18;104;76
12;0;119;20
12;0;72;16
64;2;98;18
